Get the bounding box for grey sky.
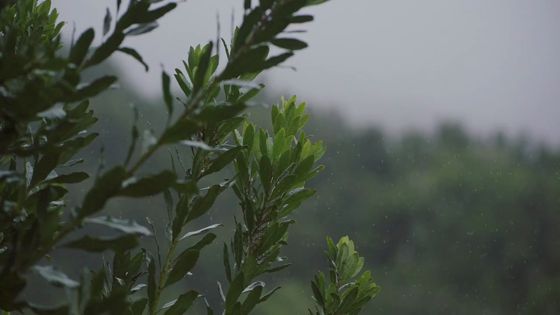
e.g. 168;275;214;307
53;0;560;143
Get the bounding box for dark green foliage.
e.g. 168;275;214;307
0;0;377;314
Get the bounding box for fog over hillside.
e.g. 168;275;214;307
54;0;560;144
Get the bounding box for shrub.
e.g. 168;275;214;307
0;1;378;314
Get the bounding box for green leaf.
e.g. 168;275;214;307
148;255;157;312
216;117;245;141
306;0;328;6
290;15;314;23
193;42;213;93
33;266;79;289
162;71;173;117
68;76;117;101
126;21;158;36
174;69;192;97
259;286;281;303
85;32;125;67
187;185;223;223
225;273;245;310
166;250;200;287
241;282;264;314
242;124;255;150
160;118;200;144
294;155;315;178
196;103;246;125
59;133;98;164
259;155;273;193
223;244;232;282
64;234;138;252
271;38;308;50
280;188;316;216
188;233;217;251
119;170;176;197
103;7;112;36
118;47;149;71
131;298;148;314
172;194;189;240
259;128;269;156
70;28;94;65
44;172;89;184
136;3;177;24
204;146;245;176
263;52;294;70
84;216;152;236
30;152;60;186
338;287;359;313
272;128;287;159
124;104;140;166
163;291;199;315
221;46;269;79
80;166;127;217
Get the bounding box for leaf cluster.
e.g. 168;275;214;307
310;237;380;315
219;97;325;314
0;0;177;311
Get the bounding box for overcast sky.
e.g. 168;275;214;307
53;0;560;144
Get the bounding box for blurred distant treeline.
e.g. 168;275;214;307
56;63;560;315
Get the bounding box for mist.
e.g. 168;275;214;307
53;0;560;143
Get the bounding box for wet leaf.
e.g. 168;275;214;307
163;291;198;315
85;216;152;236
34;266;79;288
179;224;222;241
166;250;200;287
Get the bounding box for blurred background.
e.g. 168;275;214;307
41;0;560;314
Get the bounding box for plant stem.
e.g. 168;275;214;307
149;237;179;315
